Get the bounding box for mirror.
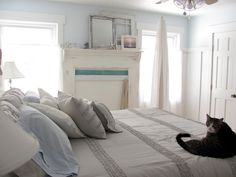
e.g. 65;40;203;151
90;16;113;49
89;15;134;49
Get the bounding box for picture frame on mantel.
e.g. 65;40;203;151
121;35;138;50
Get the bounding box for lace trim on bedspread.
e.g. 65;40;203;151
85;138;127;177
129;109;236;177
130;109;198;139
117;120;194;177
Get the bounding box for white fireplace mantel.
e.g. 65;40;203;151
63;48;141;109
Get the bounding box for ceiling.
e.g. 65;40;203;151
48;0;236;16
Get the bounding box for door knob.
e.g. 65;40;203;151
231;94;236;98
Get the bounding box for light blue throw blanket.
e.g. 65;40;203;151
18;105;79;177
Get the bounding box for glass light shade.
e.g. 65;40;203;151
174;0;205;11
0;111;39;176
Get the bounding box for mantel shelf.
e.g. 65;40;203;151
63;48;142;58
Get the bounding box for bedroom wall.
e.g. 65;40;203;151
188;3;236;48
0;0;189;48
184;3;236;122
0;0;190;113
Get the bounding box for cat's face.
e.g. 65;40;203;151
206;114;224;133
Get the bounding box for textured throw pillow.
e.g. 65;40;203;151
38;88;58;109
27;103;85;138
91;101;122;133
4;88;25;99
0;93;23;108
58;91;106;139
18;105;79;177
0;100;20;121
23;91;40;103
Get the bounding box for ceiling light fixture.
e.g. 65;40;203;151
174;0;205;16
156;0;218;17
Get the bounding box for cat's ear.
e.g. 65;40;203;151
220;118;224;122
206;114;211;120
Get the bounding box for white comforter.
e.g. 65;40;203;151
71;108;236;177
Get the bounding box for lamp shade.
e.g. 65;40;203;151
3;62;24;79
0;111;39;176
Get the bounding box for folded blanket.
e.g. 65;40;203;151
18;105;79;177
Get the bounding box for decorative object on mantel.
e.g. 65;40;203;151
121;35;138;50
3;61;24;88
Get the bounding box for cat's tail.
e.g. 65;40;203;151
176;133;191;151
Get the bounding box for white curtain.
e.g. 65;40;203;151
151;16;170;111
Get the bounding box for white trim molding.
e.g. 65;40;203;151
0;11;65;45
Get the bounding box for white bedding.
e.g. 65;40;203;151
71;108;236;177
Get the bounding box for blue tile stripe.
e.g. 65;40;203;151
75;69;128;76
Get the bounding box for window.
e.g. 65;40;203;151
139;30;182;111
0;21;61;96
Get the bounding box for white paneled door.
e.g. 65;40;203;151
211;31;236;131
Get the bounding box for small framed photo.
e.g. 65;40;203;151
121;35;138;50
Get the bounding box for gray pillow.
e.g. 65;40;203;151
0;100;20;121
91;101;122;133
4;88;25;99
23;91;40;103
27;103;85;138
0;94;23;108
18;105;79;177
58;91;106;139
38;88;58;109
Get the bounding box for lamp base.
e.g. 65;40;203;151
9;79;12;89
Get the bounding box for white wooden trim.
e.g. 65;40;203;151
208;21;236;33
63;48;141;59
137;22;184;49
0;11;65;45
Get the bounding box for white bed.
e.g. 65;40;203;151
2;88;236;177
71;108;236;177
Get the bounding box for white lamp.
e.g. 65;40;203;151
0;111;39;176
3;62;24;88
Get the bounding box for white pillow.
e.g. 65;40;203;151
38;88;58;109
58;91;106;139
27;103;85;138
23;91;40;103
91;101;122;133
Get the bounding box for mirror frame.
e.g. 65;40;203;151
89;14;135;49
89;15;114;49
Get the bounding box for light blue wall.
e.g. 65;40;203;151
0;0;189;48
188;3;236;48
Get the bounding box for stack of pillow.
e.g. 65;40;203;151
0;88;122;177
26;88;122;139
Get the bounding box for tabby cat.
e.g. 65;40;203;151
176;114;236;158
